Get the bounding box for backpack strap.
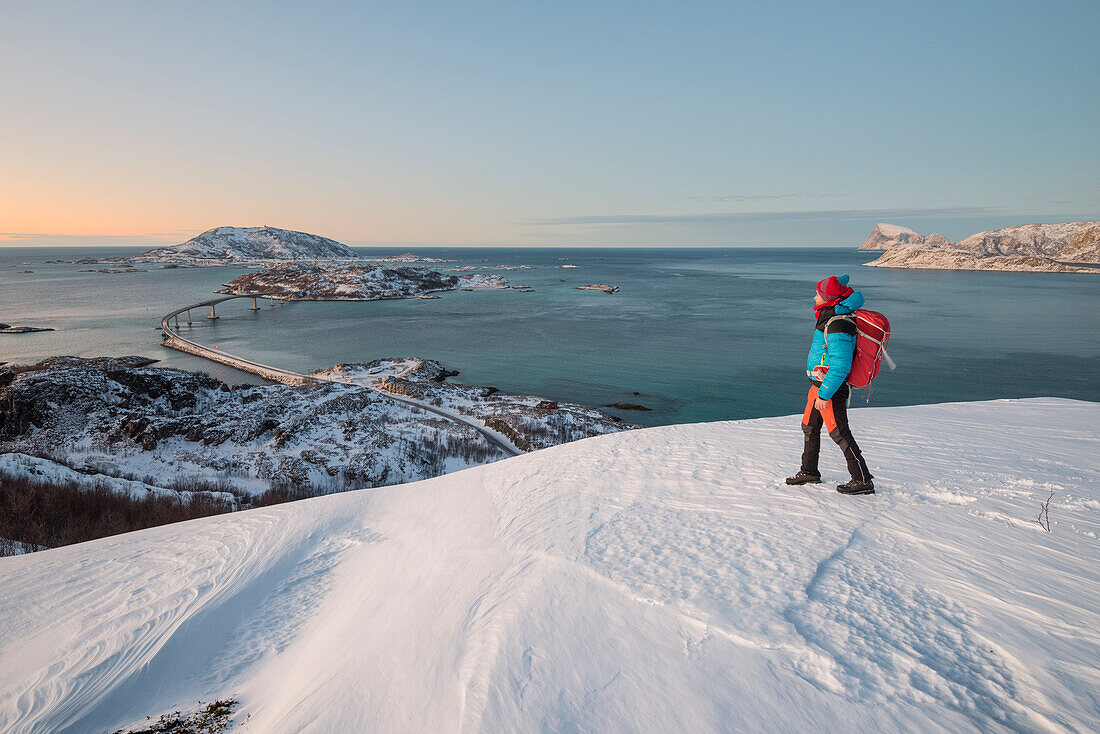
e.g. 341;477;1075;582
823;314;855;343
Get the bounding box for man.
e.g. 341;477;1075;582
786;274;875;495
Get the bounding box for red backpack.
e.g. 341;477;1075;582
825;310;896;389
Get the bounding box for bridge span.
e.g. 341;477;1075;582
160;294;522;457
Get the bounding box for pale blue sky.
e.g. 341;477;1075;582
1;0;1097;246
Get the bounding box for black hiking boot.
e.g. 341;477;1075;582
836;479;875;495
785;470;822;485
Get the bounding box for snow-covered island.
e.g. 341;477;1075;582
0;323;54;334
217;262;508;300
576;283;620;294
136;225;360;264
0;397;1096;731
365;252;449;263
861;221;1100;272
0;356;632;497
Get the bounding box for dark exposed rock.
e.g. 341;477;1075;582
432;368;460;382
604;402;652;411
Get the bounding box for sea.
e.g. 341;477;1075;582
2;246;1098;427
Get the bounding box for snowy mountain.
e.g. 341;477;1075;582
217;263;507;300
858;223;953;251
861;221;1100;271
864;246;1100;273
954;221;1100;263
1;399;1097;733
137;226;358;262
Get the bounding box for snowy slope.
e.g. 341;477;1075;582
1;399;1098;733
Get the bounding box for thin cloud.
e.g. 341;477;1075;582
527;206;1005;227
685;193;802;203
684;192;849;203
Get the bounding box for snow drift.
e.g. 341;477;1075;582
1;399;1097;733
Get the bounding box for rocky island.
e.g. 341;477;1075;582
861;221;1100;272
0;323;55;334
366;252;449;263
217;262;507;300
576;283;620;294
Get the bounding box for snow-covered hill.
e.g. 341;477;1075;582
864;246;1100;273
1;399;1097;733
137;226;358;262
860;221;1100;271
955;222;1100;263
858;223;953;251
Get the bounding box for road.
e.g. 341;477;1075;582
160;294;523;457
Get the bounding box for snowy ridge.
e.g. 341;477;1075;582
137;226;358;263
1;399;1097;733
864;246;1100;273
956;222;1100;263
860;221;1100;269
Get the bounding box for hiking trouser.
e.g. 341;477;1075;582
800;383;872;481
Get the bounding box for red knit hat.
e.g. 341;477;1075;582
816;275;853;301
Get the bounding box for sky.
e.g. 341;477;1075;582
1;0;1097;247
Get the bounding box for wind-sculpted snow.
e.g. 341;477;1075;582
0;399;1097;732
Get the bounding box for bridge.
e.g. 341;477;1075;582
160;294;522;457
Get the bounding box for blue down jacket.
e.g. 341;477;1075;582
806;289;865;401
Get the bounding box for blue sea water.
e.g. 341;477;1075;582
1;246;1097;427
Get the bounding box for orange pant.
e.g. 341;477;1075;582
802;385;838;433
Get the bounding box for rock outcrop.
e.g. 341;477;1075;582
859;223;954;251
